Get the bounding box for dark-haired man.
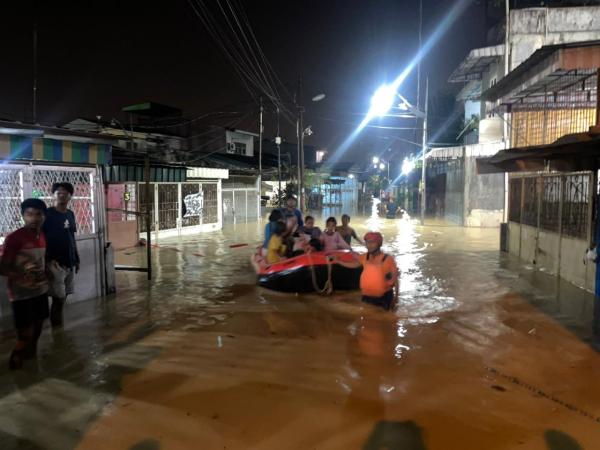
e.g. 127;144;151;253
43;182;80;328
0;198;49;369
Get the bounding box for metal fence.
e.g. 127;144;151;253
1;165;98;242
138;181;220;235
32;168;96;235
0;168;23;242
222;177;259;224
509;172;592;241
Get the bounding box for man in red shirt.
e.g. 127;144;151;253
0;198;49;369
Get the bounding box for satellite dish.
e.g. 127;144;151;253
312;94;326;102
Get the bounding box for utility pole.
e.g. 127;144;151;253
276;108;282;206
420;78;429;226
32;20;38;123
296;78;304;208
144;151;152;280
258;97;263;217
503;0;511;223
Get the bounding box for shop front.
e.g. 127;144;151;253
0;131;112;316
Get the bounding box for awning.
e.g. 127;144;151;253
0;135;111;164
104;165;188;183
482;41;600;103
481;126;600;173
448;45;504;83
456;80;482;101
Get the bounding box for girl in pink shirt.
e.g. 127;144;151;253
321;217;351;252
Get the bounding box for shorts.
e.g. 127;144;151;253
47;261;75;298
362;290;394;310
11;294;50;329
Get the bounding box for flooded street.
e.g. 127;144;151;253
1;210;600;450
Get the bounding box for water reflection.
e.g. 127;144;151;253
1;200;599;449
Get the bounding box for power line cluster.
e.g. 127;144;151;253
187;0;296;126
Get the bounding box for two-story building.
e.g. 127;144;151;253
429;4;600;230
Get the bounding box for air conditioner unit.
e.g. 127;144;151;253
226;142;236;153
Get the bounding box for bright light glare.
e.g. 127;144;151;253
402;158;415;175
372;156;379;164
379;163;386;170
348;173;355;179
330;0;472;165
369;84;396;117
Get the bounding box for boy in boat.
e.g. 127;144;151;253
321;217;350;252
335;231;399;310
337;214;364;247
0;199;49;369
281;195;303;228
299;215;322;240
266;221;287;264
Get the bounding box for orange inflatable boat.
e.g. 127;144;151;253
251;250;362;293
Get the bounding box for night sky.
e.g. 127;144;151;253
2;0;489;163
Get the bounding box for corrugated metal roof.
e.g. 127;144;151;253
448;45;504;83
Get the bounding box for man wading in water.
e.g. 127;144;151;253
336;232;399;310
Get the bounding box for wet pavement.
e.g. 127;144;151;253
1;209;600;450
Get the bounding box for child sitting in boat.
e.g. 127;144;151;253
266;221;288;264
299;216;322;240
321;217;351;252
337;214;364;247
263;209;284;250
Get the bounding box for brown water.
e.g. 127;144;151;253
1;206;599;450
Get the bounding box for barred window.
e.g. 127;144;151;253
562;174;590;239
32;169;96;235
540;176;561;233
0;168;24;242
202;183;219;224
181;183;201;227
158;184;178;231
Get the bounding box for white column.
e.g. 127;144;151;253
217;179;223;230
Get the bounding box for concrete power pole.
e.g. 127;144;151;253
32;21;38;123
258;97;263;218
420;78;429;226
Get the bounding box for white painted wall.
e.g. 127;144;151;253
509;6;600;70
508;222;595;293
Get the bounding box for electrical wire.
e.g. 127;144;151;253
187;0;297;127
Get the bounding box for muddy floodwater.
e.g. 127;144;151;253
1;208;600;450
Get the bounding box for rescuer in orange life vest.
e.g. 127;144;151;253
335;231;399;310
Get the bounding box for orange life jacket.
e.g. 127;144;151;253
360;253;395;297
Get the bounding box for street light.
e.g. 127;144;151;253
379;162;386;171
366;79;429;225
402;157;415;176
372;156;379;164
369;84;397;117
298;92;326;210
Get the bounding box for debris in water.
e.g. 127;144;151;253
491;385;506;392
229;243;248;248
528;328;536;335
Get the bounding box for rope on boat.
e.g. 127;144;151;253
307;253;334;295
